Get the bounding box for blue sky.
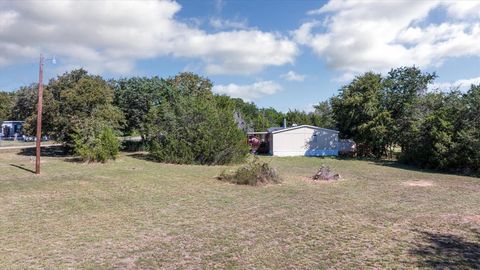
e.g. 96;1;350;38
0;0;479;112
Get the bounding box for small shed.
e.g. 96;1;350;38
269;125;339;157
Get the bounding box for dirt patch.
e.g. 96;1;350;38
439;214;480;226
463;215;480;225
402;180;434;187
118;257;137;269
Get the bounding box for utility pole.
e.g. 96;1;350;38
35;54;44;175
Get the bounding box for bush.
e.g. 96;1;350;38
218;157;281;186
73;126;120;163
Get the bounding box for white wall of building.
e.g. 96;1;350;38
271;126;338;157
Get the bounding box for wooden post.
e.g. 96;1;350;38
35;54;44;175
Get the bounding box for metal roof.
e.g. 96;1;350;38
267;127;284;133
247;131;268;135
270;125;339;134
1;121;24;124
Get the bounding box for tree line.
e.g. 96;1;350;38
331;67;479;173
0;69;334;164
0;67;478;173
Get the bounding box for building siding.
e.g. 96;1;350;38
271;126;338;157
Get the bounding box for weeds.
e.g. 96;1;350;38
218;157;281;186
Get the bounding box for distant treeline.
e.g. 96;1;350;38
0;67;478;173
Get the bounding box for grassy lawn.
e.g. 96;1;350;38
0;140;56;148
1;150;479;269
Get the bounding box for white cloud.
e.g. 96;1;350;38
292;21;319;45
209;17;249;30
0;10;17;31
431;76;480;92
445;1;480;19
0;1;297;75
213;81;282;100
297;1;480;76
333;72;356;83
281;70;305;81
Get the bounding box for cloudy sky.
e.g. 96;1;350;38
0;0;479;111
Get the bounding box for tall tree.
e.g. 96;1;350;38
167;72;213;97
285;109;311;126
146;74;248;165
400;92;457;168
331;72;391;157
311;100;335;129
260;107;284;128
46;69;124;145
450;85;480;172
113;77;165;136
382;66;436;151
11;84;59;136
0;91;14;122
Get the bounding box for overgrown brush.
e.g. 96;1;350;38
218;157;281;186
73;125;120;163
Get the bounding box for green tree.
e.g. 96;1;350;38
260;107;284;127
285;110;311;126
331;72;392;157
11;84;59;136
311;100;335;129
0;91;14;122
113;77;165;136
450;85;480;172
46;69;124;146
215;95;256;132
166;72;213;97
383;66;436;152
73;122;120;163
402;93;450;168
11;69;124;161
214;95;286;132
146;74;248;165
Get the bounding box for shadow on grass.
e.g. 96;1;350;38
9;164;35;174
127;152;158;162
63;157;86;163
335;156;479;177
370;159;433;173
372;159;479;177
16;146;69;157
410;229;480;269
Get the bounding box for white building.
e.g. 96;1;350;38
268;125;339;157
1;121;24;139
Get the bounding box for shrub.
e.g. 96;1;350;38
218;157;281;186
73;126;120;163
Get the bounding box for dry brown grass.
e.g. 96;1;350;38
402;180;434;187
0;151;479;269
